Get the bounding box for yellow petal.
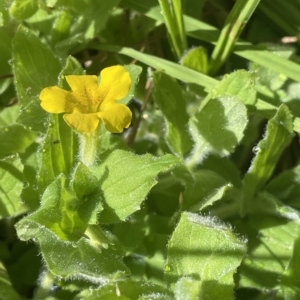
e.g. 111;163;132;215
63;113;100;133
98;103;132;133
98;66;131;107
65;75;100;108
40;86;74;113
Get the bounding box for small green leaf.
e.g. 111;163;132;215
59;55;86;84
69;0;121;41
37;113;78;191
16;175;100;241
165;212;246;299
9;0;38;20
152;71;193;156
122;64;143;105
0;154;24;218
175;277;201;300
180;47;208;74
242;105;294;211
188;95;248;165
0;106;20;127
91;150;181;223
0;125;35;159
72;162;99;199
0;262;21;300
182;170;229;211
250;61;287;91
16;223;129;282
210;70;257;107
51;10;71;45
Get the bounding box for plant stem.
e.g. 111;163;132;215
158;0;187;59
209;0;260;75
79;128;101;166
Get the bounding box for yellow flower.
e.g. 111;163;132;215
39;65;132;133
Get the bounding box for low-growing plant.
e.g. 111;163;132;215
1;0;300;299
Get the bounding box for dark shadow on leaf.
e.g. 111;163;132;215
194;98;238;153
96;166;122;224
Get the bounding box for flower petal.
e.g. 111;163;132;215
63;113;100;133
98;66;131;106
40;86;74;113
65;75;100;109
98;103;132;133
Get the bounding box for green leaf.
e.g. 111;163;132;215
51;9;71;45
9;0;38;20
0;28;12;77
180;47;208;74
210;70;257;107
91;150;181;223
200;155;242;188
19;142;40;211
72;162;99;200
37;113;78;191
238;216;299;290
182;170;229;211
0;262;21;300
278;235;300;299
265;165;300;210
152;71;193;156
0;154;24;218
242;105;294;211
175;277;201;300
13;25;61;130
250;62;287;91
16;223;129;282
121;64;143;105
77;279;173;299
187;95;248;166
16;175;100;241
70;0;121;41
112;210;146;253
0;106;20;127
165;212;247;299
0;124;35;159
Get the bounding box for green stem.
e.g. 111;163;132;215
79;127;101;166
158;0;186;59
209;0;261;75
